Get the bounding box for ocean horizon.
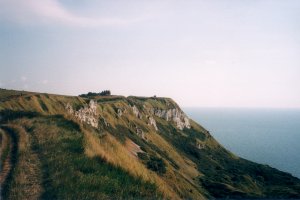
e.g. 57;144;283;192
184;107;300;179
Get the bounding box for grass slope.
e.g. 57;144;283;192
1;115;162;199
0;88;300;199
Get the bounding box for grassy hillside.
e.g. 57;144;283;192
0;88;300;199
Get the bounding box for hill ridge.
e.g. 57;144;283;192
0;88;300;199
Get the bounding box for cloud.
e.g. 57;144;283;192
0;0;148;27
21;76;27;81
205;60;217;65
42;79;48;84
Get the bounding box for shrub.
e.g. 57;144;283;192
147;156;166;174
99;90;111;96
79;90;111;97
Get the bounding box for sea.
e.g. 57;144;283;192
184;107;300;179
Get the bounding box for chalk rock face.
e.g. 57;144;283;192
66;100;98;128
152;108;191;130
65;103;74;115
148;116;158;131
136;127;145;139
132;105;142;119
117;108;123;117
88;100;97;114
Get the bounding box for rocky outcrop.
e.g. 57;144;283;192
132;105;142;119
65;103;74;114
148;116;158;131
117;108;123;117
66;100;98;128
132;104;190;130
136;127;145;139
151;108;191;130
125;139;144;158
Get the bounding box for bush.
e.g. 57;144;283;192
147;156;166;174
79;90;111;98
99;90;111;96
137;152;148;161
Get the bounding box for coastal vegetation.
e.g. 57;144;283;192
0;88;299;199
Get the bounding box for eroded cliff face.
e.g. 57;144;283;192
66;100;98;128
130;101;191;131
148;116;158;131
65;98;191;133
131;105;143;119
151;108;191;130
2;90;300;200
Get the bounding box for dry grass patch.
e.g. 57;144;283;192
3;122;43;200
84;129;179;199
147;131;200;178
146;131;207;199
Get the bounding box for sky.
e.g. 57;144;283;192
0;0;299;108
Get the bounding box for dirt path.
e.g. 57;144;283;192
1;124;43;200
0;128;14;187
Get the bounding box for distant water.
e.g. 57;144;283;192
184;108;300;179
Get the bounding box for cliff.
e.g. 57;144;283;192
0;88;300;199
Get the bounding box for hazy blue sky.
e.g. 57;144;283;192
0;0;299;107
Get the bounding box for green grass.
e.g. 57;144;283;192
96;96;127;103
0;88;33;102
0;131;10;168
1;88;300;199
0;109;162;199
28;116;161;199
0;109;39;123
146;155;167;175
0;126;19;200
38;98;49;112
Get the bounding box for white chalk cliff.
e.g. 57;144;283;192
66;100;98;128
66;99;190;132
151;108;191;130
